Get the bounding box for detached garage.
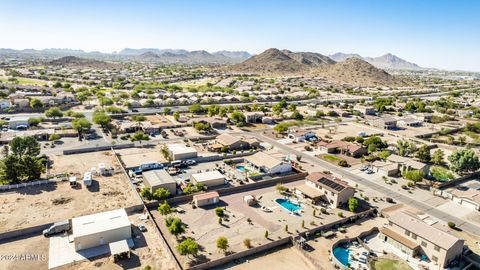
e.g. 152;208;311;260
142;169;177;195
72;208;132;251
190;170;225;187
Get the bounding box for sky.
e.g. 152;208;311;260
0;0;479;71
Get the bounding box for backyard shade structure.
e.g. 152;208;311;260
190;170;226;187
243;195;257;206
109;239;131;261
72;208;132;251
193;191;220;207
142;169;177;195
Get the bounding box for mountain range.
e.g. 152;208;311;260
230;48;408;86
0;48;251;64
329;52;422;70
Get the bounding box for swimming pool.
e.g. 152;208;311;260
275;198;302;212
236;165;246;172
333;246;350;267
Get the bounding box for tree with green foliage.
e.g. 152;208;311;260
176;238;199;258
72;118;92;137
275;183;287;193
28;117;41;127
274;122;289;133
432;149;445;165
92;111;111;127
215;207;224;217
173;111;180;121
448;149;480;174
188;104;205;114
348;197;359;212
48;134;61;142
166;217;185;238
158;200;172;215
163;107;171;115
216;236;229;254
130;131;150;143
396;139;417;157
363;136;388;151
194;122;212;132
403;169;424;183
415;144;431;162
140;187;154;201
45;107;63;119
229;112;246;126
291;110;304;120
153;188;171;200
29;98;43;109
10;136;40;157
0;137;44;184
377;150;391;161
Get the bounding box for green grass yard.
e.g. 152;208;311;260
322;154;342;162
0;77;48;86
370;258;412;270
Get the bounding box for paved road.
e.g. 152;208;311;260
238;131;480;234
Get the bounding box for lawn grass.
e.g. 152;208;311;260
370;258;412;270
323;154;342;162
430;165;455;182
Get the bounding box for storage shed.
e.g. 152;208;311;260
193;191;220;207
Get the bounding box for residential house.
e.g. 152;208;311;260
372;117;397;129
353;105;376;115
380;211;464;267
244;152;292;175
295;172;355;207
208;133;258;152
324;141;367;157
244;112;265;123
287;129;318;142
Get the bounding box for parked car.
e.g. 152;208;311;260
43;220;71;237
185;160;196;165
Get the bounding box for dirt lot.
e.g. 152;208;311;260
0;235;49;270
0;151;141;231
116;145;168;169
215;246;315;270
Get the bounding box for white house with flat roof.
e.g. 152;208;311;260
72;208;132;251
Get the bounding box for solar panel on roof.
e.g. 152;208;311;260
318;177;345;191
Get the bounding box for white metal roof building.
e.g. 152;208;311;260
167;144;198;160
72;208;131;251
190;170;225;187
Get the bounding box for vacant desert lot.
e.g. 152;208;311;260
0;235;49;270
116;145;168;169
0;151;141;231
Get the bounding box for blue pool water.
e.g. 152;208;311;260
275;198;302;212
236;165;246;172
333;246;350;267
